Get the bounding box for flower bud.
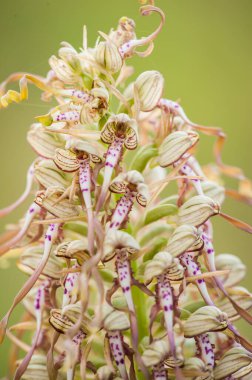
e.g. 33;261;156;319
21;354;49;380
27;124;64;159
217;287;252;319
18;245;62;279
184;306;228;337
158;131;199;167
142;339;169;367
215;253;246;288
182;357;211;379
166;224;203;257
201;181;225;205
34;159;69;189
214;347;252;380
55;240;90;265
95;41;122;73
35;188;79;219
144;251;184;282
103;310;130;331
178;195;220;227
135;70;164;112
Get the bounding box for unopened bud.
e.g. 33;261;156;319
158;131;199;167
166;224;203;257
27;124;64;159
215;253;246;288
95;41;122;73
35;188;79;219
103;310;130;331
217;287;252;319
55;240;90;265
184;306;228;337
18;245;62;279
144;251;184;282
214;347;252;380
201;181;225;205
142;339;169;367
178;195;220;227
135;70;164;112
34;159;69;189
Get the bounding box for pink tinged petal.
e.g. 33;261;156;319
181;252;214;306
53;110;80;122
0;224;59;342
96;137;124;212
157;274;176;356
116;251;135;313
153;363;168;380
79;160;94;254
108;331;128;380
62;264;80;307
109;191;134;230
0;162;35;218
0;202;41;256
196;333;215;369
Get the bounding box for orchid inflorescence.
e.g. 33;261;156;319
0;2;252;380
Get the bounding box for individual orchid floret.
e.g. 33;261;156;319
95;40;123;74
103;309;130;380
27;124;65;159
141;339;169;374
35;187;79;219
34;159;70;190
96;113;138;211
109;16;136;47
55;239;90;265
214;253;246;288
103;230;139;312
134;70;164;112
178;195;220;227
119;6;165;59
49;51;81;85
183;306;229;338
108;170;149;229
144;251;184;283
166;224;204;258
54;141;102;253
158;131;199;168
216;286;252;319
213;347;252;380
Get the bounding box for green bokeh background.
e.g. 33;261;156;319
0;0;251;375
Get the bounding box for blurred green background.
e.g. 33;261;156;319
0;0;251;375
